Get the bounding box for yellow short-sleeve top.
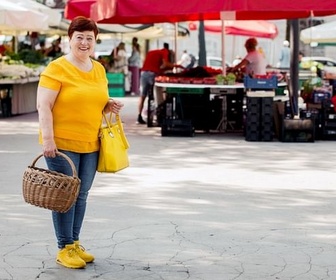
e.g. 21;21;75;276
38;56;109;153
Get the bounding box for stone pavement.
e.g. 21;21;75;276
1;96;336;280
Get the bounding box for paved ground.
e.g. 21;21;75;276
1;96;336;280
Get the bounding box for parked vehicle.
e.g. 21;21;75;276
195;56;231;69
301;56;336;68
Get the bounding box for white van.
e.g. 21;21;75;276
195;56;231;69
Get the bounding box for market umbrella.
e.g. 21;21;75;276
300;20;336;44
6;0;62;28
189;20;278;39
0;0;49;32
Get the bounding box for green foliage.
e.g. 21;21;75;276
226;73;236;81
300;60;324;70
6;49;45;65
303;77;322;94
216;73;236;85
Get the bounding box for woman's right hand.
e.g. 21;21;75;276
42;139;58;158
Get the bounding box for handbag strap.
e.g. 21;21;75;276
102;113;130;149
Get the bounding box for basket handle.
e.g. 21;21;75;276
30;152;78;177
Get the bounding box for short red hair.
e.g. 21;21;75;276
68;16;99;39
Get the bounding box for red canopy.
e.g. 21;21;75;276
65;0;336;23
189;20;278;39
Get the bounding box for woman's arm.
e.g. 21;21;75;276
36;86;58;157
103;98;124;114
232;58;249;73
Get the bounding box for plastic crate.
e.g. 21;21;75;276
275;87;286;96
244;75;278;89
106;73;124;85
312;90;331;104
108;87;125;97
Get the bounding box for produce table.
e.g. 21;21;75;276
155;82;246;133
0;77;39;117
155;81;287;134
156;82;245;89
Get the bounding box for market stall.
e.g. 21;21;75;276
68;0;336;120
0;63;44;117
154;68;287;138
0;77;40;117
0;77;39;117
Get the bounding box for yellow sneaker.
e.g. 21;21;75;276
56;244;86;269
74;241;95;263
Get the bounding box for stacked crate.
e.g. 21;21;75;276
321;101;336;140
245;95;260;141
245;91;274;141
244;76;277;141
106;73;125;97
303;87;333;140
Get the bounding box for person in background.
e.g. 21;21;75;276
36;16;124;269
231;37;267;76
45;37;62;58
186;53;196;69
137;43;175;124
278;40;290;69
128;42;141;95
97;55;109;71
109;42;128;74
36;41;47;56
131;37;138;47
178;50;191;69
164;42;175;65
29;32;40;50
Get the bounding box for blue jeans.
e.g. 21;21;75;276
141;71;155;97
45;150;98;249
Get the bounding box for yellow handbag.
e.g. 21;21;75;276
97;113;130;173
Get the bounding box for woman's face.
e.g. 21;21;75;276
69;31;96;59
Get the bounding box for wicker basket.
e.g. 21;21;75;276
22;152;81;213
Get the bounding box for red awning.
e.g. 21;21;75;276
65;0;336;23
189;20;278;39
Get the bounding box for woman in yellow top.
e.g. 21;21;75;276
37;16;124;269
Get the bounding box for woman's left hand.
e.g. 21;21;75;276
105;98;124;114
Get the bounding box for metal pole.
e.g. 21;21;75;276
198;21;206;67
290;19;299;115
221;19;226;75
